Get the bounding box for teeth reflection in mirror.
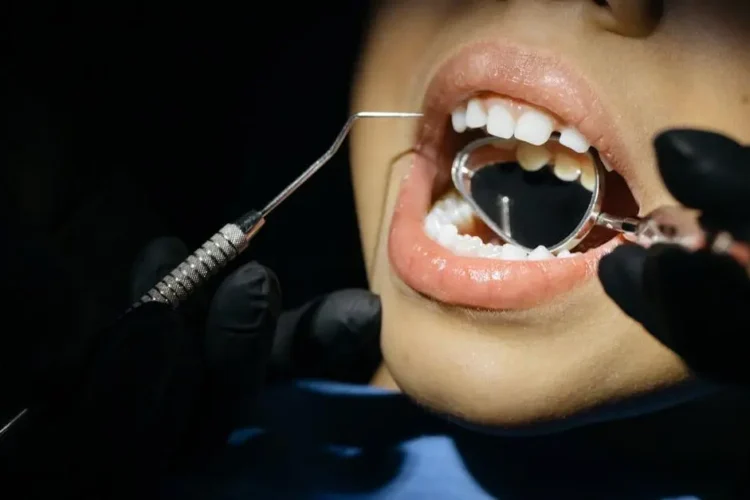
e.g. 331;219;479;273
580;169;596;192
553;153;582;182
516;143;551;172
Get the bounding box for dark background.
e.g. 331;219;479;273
6;3;373;318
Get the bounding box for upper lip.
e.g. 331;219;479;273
414;40;641;205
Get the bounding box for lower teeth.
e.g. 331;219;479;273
424;192;575;261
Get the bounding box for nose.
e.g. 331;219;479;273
588;0;664;37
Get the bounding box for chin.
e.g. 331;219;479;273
351;31;702;429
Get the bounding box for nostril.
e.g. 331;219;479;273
588;0;663;38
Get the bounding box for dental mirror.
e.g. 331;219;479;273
451;136;641;254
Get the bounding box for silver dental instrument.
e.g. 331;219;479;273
0;110;422;443
131;111;421;310
452;136;750;260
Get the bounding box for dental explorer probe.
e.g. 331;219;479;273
0;111;422;443
131;111;422;310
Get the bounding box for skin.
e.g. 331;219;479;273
349;0;750;428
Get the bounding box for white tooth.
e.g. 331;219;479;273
580;170;596;192
514;110;554;146
486;104;515;139
501;244;527;260
553;153;582;182
477;244;497;258
601;157;614;172
556;249;573;258
516;143;551;172
465;99;487;129
559;127;590;154
451;106;467;133
425;213;442;238
454;235;481;256
487;245;505;259
440;196;458;211
528;245;553;261
437;224;459;247
431;207;451;225
457;201;475;221
579;154;596;192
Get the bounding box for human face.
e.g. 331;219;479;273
350;1;750;427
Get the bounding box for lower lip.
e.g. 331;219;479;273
388;154;622;310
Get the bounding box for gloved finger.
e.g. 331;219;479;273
598;244;668;341
202;262;281;441
271;289;382;384
129;236;211;325
654;129;750;217
129;236;189;303
642;246;750;387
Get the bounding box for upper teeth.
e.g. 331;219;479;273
451;96;591;153
450;96;597;190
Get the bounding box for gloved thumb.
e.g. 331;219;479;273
202;262;282;442
271;289;382;384
654;129;750;217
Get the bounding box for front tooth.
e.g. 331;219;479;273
528;245;553;260
465;99;487;129
553;153;582;182
559;127;590;154
486;104;515;139
451;106;467;133
601;157;614;172
514;110;554;146
556;249;573;258
516;143;551;172
501;244;527;260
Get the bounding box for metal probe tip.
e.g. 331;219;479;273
260;111;423;218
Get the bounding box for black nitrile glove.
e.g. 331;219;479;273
599;130;750;389
1;236;381;498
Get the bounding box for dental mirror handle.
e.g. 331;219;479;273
595;208;704;250
596;206;750;264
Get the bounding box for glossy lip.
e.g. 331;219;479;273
388;40;631;310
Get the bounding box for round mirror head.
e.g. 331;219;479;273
451;136;604;254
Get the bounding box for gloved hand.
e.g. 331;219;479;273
1;236;381;497
599;130;750;389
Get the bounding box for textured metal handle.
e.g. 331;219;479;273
132;224;249;309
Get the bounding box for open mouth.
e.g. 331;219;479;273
388;42;641;310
